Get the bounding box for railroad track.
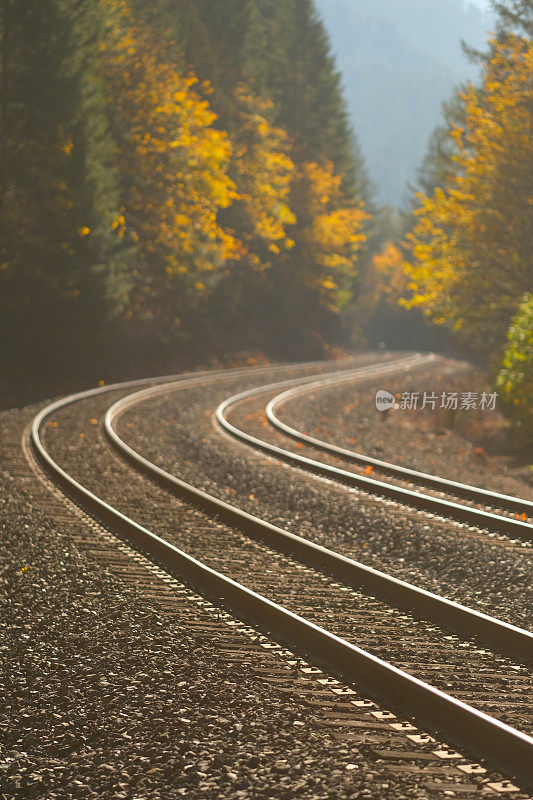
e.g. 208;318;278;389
28;357;533;790
267;377;533;518
216;366;533;541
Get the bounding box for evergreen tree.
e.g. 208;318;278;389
491;0;532;37
0;0;131;372
1;0;372;374
148;0;366;200
415;93;466;197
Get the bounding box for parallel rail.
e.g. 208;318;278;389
104;375;532;661
266;372;533;517
30;365;533;785
216;374;533;541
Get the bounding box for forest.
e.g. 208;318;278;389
0;0;531;436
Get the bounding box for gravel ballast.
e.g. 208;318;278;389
37;389;533;736
2;358;532;799
114;361;532;630
1;403;449;800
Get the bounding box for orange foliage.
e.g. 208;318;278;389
100;0;243;315
404;35;532;349
372;241;407;306
230;87;296;267
291;161;369;311
99;0;369;327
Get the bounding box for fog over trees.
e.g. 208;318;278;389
316;0;494;205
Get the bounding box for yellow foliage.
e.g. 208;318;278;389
230;86;297;268
404;35;533;349
291;160;369;310
100;0;243;313
370;241;408;306
98;0;369;327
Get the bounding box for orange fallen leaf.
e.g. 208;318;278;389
89;418;98;425
248;493;255;500
364;465;373;475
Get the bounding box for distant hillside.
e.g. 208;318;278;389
316;0;493;206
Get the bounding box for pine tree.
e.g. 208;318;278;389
241;0;362;197
491;0;532;37
0;0;131;371
1;0;373;370
151;0;367;200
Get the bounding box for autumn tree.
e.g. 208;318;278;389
224;86;296;268
1;0;372;379
203;86;298;344
496;293;533;442
151;0;366;199
100;0;244;334
259;159;368;352
403;33;532;354
102;0;372;353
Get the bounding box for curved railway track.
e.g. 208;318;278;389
216;370;533;541
28;357;533;789
266;372;533;519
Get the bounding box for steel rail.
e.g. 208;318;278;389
102;364;532;660
266;373;533;517
216;379;533;541
30;370;533;785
